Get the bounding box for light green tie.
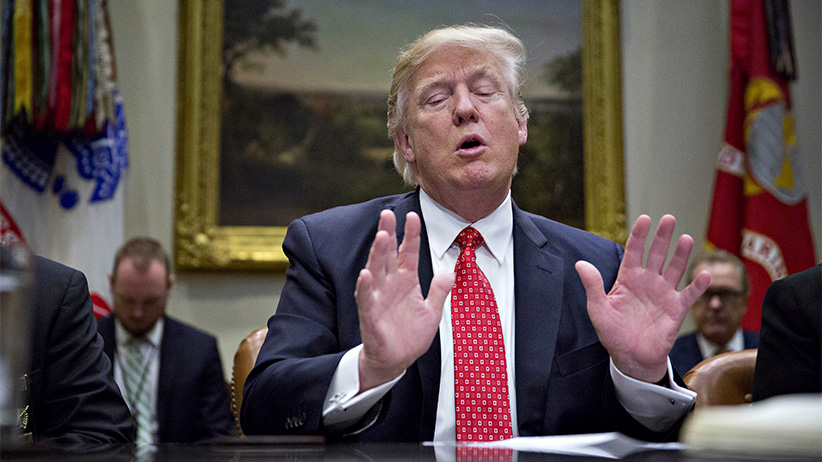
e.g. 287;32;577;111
122;339;154;446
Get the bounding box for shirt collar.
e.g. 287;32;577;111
696;328;744;357
115;316;165;349
725;328;745;351
419;188;513;265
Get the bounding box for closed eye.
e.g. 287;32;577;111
470;75;502;97
426;96;447;106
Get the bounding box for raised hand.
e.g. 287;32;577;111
355;210;455;392
575;215;710;383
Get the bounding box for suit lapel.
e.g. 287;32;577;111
512;205;564;435
156;317;175;440
395;190;440;440
688;335;705;363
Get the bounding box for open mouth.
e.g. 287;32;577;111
457;135;485;151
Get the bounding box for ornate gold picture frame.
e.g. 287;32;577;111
174;0;625;271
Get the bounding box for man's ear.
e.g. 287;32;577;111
517;118;528;146
167;273;176;291
395;127;415;164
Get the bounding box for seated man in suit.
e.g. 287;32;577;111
241;24;710;443
23;253;134;446
753;264;821;401
97;238;234;444
670;250;759;375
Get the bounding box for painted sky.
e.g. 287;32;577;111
231;0;581;98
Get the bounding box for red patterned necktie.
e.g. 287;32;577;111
452;227;513;442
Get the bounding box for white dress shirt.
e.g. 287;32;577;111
323;190;695;440
114;318;164;443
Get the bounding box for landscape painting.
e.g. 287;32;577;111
219;0;585;228
173;0;625;270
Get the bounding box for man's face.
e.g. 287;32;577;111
396;46;527;205
110;258;172;337
692;262;747;346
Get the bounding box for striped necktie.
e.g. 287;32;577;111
122;338;154;446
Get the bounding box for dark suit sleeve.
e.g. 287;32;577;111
753;265;822;401
241;217;354;436
30;260;134;446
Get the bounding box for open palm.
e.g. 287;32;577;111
355;211;455;391
576;215;710;383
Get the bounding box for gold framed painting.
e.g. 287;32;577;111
174;0;625;271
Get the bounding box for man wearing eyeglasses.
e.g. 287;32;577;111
670;249;759;375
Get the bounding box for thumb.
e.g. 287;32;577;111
575;260;607;307
679;269;711;308
426;269;455;314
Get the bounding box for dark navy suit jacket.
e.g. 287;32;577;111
98;314;234;443
753;264;821;401
27;256;134;446
669;331;759;376
241;191;686;442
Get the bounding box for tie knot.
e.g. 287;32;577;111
457;227;483;250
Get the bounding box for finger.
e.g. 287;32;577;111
355;268;375;316
621;215;652;269
663;234;694;286
380;210;399;275
575;260;608;309
365;212;395;286
398;212;421;272
645;214;676;274
679;270;711;308
364;229;385;278
426;269;455;316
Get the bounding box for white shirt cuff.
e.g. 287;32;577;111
322;344;405;431
610;357;696;432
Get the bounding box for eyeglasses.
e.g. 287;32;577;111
697;288;745;304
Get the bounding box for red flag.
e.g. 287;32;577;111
707;0;816;331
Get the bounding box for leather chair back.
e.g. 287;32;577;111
683;349;758;408
230;326;268;434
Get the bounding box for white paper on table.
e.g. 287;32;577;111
425;432;683;459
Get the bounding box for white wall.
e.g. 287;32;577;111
622;1;729;241
109;0;821;377
787;1;822;251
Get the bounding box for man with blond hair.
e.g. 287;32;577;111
242;25;708;443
